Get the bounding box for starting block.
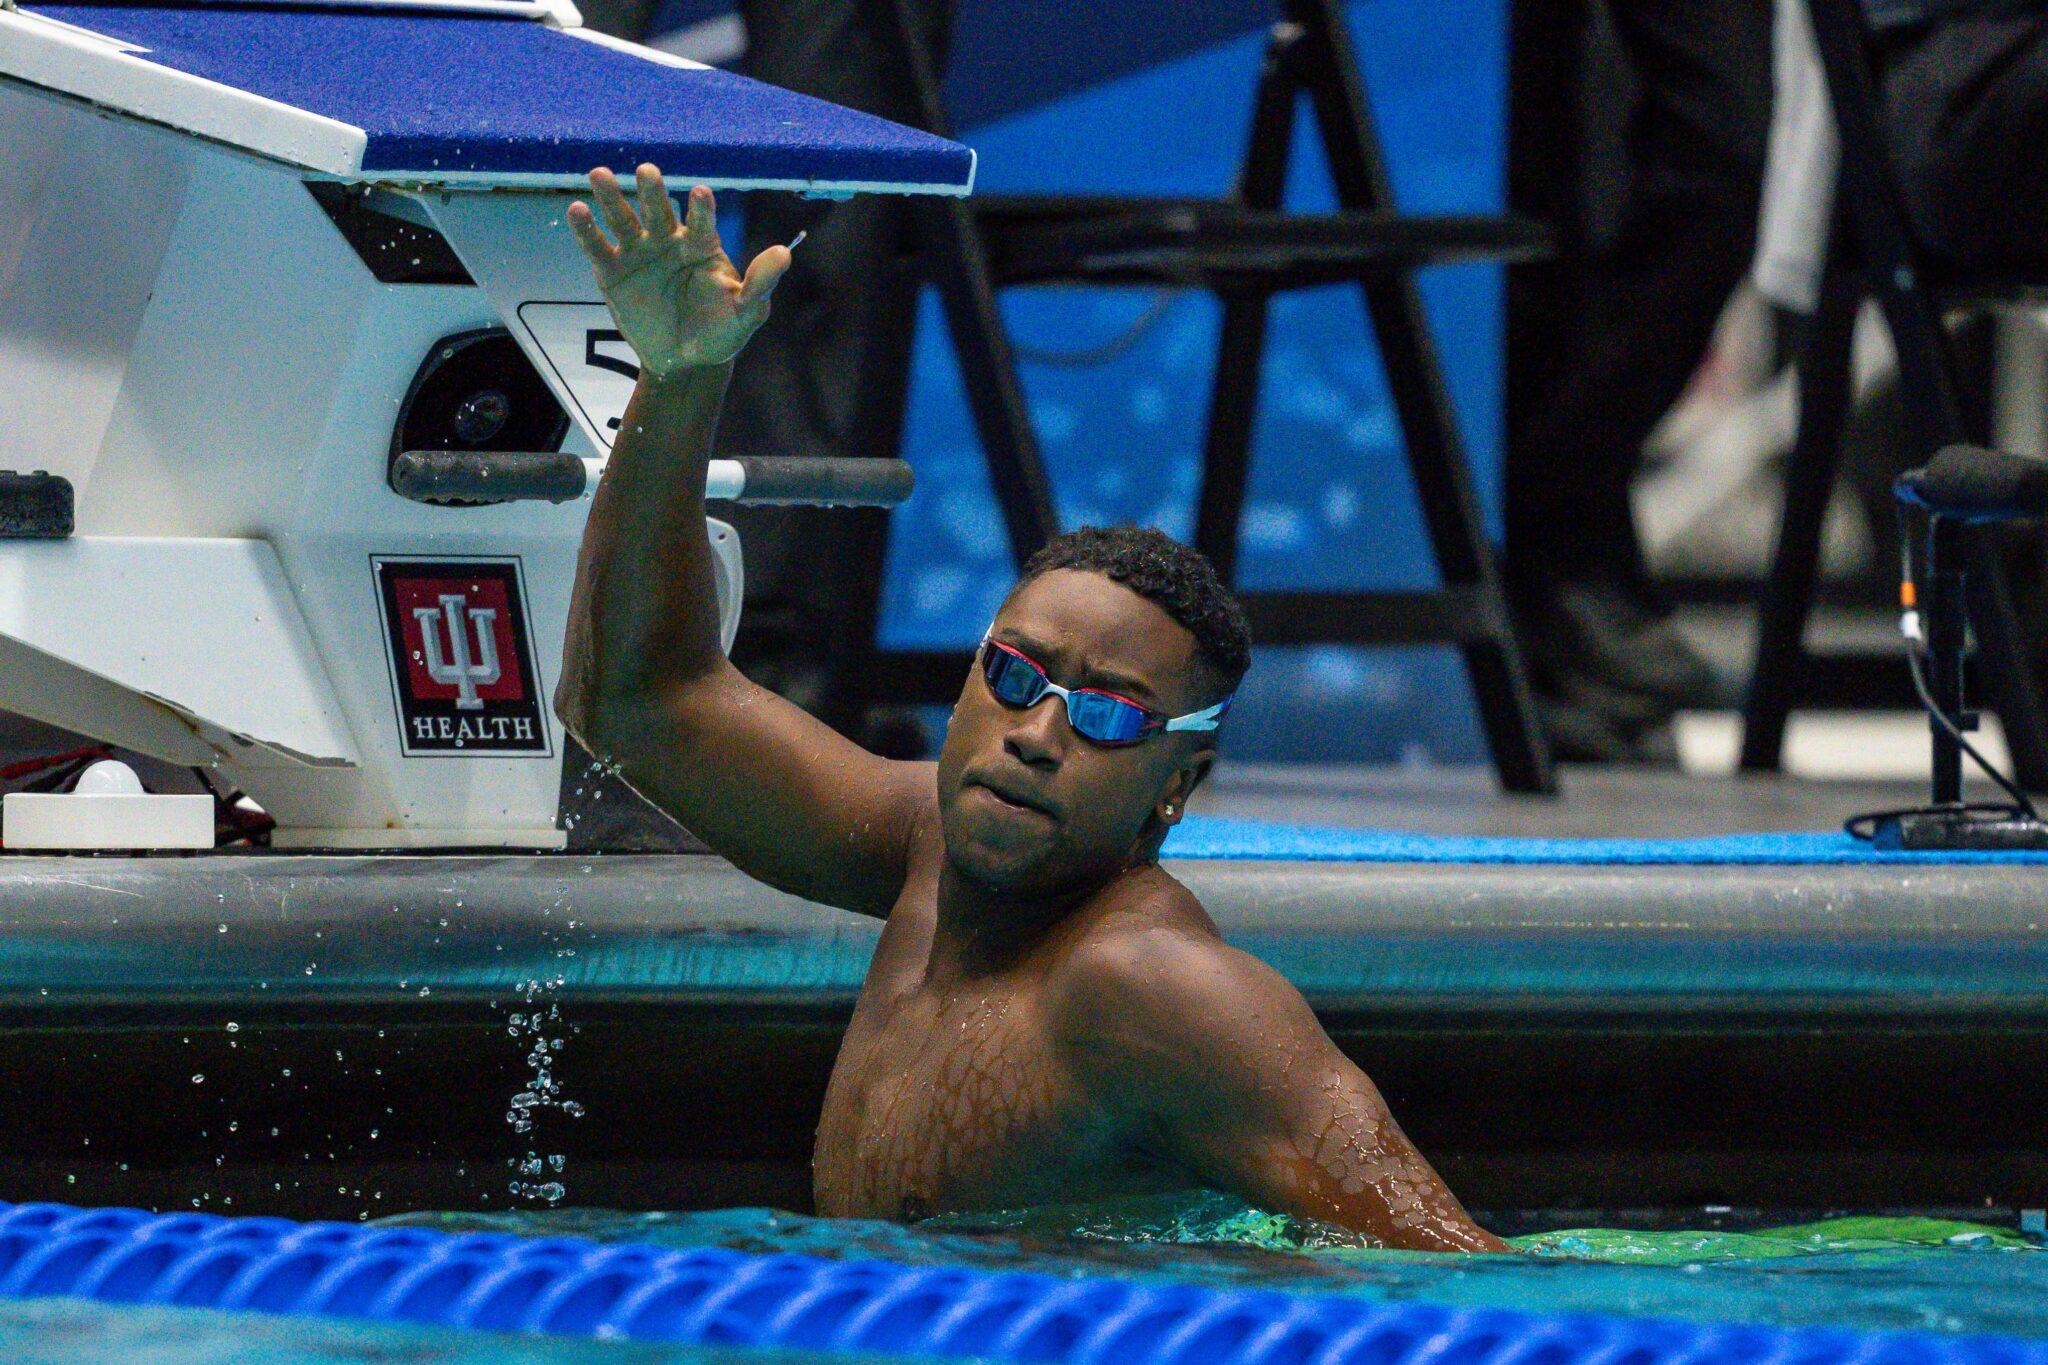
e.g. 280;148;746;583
0;0;968;848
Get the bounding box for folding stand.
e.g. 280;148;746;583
1739;0;2048;789
862;0;1557;792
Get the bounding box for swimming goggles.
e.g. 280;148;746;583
978;637;1231;746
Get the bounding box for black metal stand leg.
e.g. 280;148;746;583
1805;0;2048;790
1927;519;1968;804
1194;294;1269;587
1965;532;2048;791
1194;24;1302;584
889;0;1060;567
1288;0;1552;793
1741;280;1858;773
823;245;927;737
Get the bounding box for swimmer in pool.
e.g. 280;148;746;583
556;165;1509;1253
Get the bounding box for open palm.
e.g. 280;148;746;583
568;165;790;377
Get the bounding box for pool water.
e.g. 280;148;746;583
0;1297;880;1364
392;1192;2048;1338
2;1193;2042;1362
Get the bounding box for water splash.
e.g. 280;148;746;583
503;969;582;1205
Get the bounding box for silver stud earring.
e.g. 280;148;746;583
1164;804;1175;815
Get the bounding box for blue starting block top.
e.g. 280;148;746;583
1;1;975;195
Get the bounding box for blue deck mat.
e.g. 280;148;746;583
1;1201;2045;1365
24;4;974;187
1161;814;2048;865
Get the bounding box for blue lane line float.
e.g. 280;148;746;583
1;1202;2044;1365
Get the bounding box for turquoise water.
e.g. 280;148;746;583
0;1298;880;1364
395;1192;2048;1338
3;1194;2043;1361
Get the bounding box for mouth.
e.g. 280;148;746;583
967;777;1057;822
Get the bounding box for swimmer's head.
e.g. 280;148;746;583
937;525;1251;900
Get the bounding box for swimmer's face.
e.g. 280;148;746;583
936;568;1218;899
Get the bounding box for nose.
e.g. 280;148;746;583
1003;694;1065;770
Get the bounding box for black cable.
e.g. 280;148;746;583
1889;505;2040;818
1902;637;2041;819
1011;290;1181;368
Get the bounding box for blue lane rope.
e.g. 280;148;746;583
0;1202;2043;1364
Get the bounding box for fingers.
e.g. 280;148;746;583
682;184;720;255
587;166;642;242
737;243;792;310
564;200;617;267
634;163;682;238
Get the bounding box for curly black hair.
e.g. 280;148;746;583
1014;525;1252;701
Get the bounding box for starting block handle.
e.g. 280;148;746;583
391;450;585;505
708;458;915;507
391;453;914;508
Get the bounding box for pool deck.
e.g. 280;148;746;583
0;764;2043;1220
0;848;2043;1018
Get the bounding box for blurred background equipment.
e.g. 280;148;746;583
594;0;1557;791
1505;0;1774;764
1844;444;2048;849
1739;0;2048;791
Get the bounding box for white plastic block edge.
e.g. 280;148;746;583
4;793;215;850
0;8;367;175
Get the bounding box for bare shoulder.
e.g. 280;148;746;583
1048;867;1289;1058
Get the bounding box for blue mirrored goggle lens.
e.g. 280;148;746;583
981;644;1153;744
982;645;1048;706
1067;689;1148;743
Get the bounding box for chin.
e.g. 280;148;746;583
945;845;1032;897
940;815;1031;890
938;800;1057;895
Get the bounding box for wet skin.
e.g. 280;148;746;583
555;166;1508;1253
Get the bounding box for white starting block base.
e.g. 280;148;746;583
0;1;937;850
269;826;568;851
3;792;215;851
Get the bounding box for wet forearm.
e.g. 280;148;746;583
557;363;733;731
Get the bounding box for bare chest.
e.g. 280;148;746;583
814;972;1099;1219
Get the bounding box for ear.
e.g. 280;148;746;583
1153;748;1214;825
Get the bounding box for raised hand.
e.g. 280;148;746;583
567;164;791;378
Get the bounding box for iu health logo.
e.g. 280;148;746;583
374;558;551;756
